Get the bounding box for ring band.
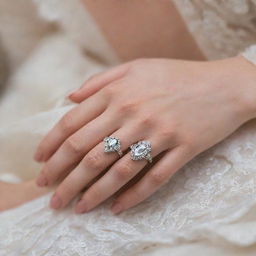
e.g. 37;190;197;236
130;140;152;163
104;137;123;157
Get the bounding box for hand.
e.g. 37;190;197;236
34;56;256;214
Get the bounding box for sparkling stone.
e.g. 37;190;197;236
108;138;118;147
104;137;121;153
134;144;147;156
130;141;151;161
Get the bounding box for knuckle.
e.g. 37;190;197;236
159;128;177;143
115;162;135;180
129;188;143;200
59;183;76;197
87;187;102;201
139;115;155;128
41;165;54;183
102;85;116;98
118;102;138;115
84;151;104;170
64;136;82;154
149;171;168;185
60;112;74;133
160;128;175;138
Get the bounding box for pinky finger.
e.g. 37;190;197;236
110;146;193;214
69;62;131;103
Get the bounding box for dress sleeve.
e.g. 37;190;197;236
241;45;256;65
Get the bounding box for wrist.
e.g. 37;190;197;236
213;55;256;122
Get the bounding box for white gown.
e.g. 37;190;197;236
1;0;256;255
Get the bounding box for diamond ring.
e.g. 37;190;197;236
130;141;152;163
104;137;123;157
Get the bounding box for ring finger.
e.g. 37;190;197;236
49;125;144;209
36;110;118;187
74;136;170;214
110;146;193;214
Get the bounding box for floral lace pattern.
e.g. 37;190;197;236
1;119;256;256
173;0;256;60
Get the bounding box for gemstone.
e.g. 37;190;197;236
130;141;151;161
134;144;147;156
104;137;121;153
108;138;118;147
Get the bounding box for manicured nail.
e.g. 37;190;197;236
75;200;88;214
111;202;122;214
36;173;48;187
34;151;43;162
50;193;62;209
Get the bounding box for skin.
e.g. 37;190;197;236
0;180;50;211
82;0;205;61
33;56;256;215
0;0;205;211
1;0;206;212
1;1;256;213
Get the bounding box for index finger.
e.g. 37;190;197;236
34;92;107;162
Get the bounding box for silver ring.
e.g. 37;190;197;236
130;140;152;163
104;137;123;157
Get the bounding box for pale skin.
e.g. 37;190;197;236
2;0;256;213
34;56;256;215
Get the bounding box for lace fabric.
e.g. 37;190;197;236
1;0;256;255
173;0;256;60
2;120;256;256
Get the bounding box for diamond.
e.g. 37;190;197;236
134;144;147;156
108;138;118;147
130;141;152;162
104;136;122;156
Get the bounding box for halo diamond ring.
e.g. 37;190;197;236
130;140;152;163
104;137;123;157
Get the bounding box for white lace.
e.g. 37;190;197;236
173;0;256;60
2;121;256;255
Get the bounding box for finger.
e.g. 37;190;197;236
110;146;193;214
75;137;169;214
34;91;107;162
49;125;142;209
69;63;131;103
36;110;119;187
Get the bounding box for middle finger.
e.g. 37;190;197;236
37;110;118;187
49;124;142;209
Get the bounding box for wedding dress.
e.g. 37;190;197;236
1;0;256;255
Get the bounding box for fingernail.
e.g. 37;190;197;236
111;202;122;214
50;193;62;209
36;173;48;187
34;151;43;162
75;200;88;214
67;89;78;98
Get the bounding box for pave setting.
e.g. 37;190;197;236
104;137;123;157
130;141;152;163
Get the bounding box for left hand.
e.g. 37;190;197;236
34;57;256;214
